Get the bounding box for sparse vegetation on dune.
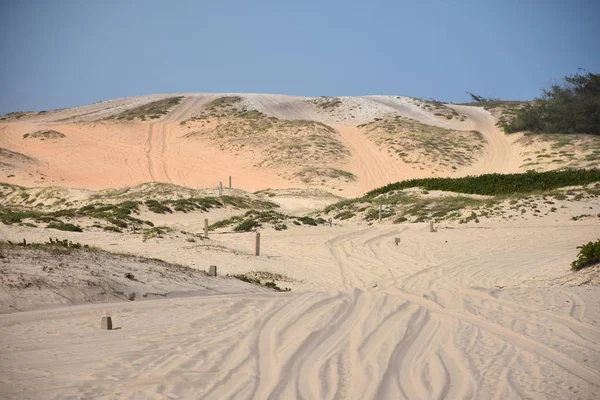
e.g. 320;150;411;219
22;130;65;140
292;167;356;184
105;96;184;121
517;133;600;171
182;100;349;172
209;210;325;232
311;97;342;110
357;115;484;170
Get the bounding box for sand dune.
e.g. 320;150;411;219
0;93;527;193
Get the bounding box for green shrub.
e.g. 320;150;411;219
502;72;600;135
234;219;261;232
571;239;600;270
145;199;172;214
47;222;83;232
367;169;600;197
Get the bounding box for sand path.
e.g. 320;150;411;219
1;222;599;399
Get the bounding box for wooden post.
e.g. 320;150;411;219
204;218;209;237
255;232;260;256
378;205;382;222
101;316;113;330
229;176;232;189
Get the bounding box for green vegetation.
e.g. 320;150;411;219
571;239;600;271
318;170;600;224
47;222;83;232
209;210;326;232
367;169;600;197
107;96;184;121
501;72;599;135
23;130;65;140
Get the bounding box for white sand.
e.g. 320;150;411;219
1;218;599;399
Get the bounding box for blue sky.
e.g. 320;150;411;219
0;0;598;114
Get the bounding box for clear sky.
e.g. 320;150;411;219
0;0;598;115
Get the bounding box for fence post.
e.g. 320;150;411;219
204;218;209;237
255;232;260;256
379;205;382;222
229;176;232;189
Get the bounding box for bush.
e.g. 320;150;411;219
366;169;600;197
234;219;261;232
502;72;600;135
47;222;83;232
571;239;600;271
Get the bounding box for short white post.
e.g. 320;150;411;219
204;218;209;237
255;232;260;256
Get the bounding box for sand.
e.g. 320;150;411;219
1;217;599;399
1;93;599;399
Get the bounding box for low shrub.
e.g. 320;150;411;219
571;239;600;270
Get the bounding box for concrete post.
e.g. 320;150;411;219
255;232;261;256
101;316;113;330
204;218;209;237
229;176;232;189
209;265;217;276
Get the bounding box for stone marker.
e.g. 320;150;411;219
209;265;217;277
101;316;113;330
394;237;400;246
127;292;136;301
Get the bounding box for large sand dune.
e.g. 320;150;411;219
0;93;526;195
